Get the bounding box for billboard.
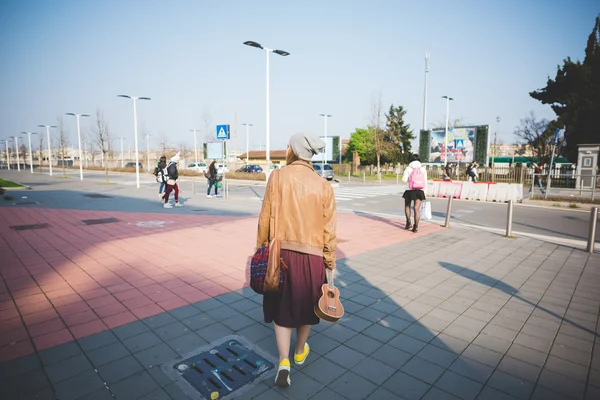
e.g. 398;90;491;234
429;127;476;163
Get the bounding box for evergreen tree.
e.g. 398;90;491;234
384;104;415;164
530;15;600;162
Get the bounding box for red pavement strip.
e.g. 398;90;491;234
0;207;441;362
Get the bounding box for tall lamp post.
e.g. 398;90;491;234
38;125;57;176
422;53;430;131
242;123;253;165
190;129;200;164
13;136;21;171
145;133;151;171
442;96;454;167
319;114;332;174
243;40;289;177
66;113;90;181
2;139;10;170
118;95;151;189
21;132;37;174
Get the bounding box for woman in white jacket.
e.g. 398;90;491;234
401;154;427;232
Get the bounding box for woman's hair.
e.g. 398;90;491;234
160;156;166;161
410;154;420;162
210;161;216;167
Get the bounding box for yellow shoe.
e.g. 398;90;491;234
294;343;310;365
274;359;291;387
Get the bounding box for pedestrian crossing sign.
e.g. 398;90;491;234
216;125;230;140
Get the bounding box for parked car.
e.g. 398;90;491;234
237;164;263;173
188;162;207;173
270;164;281;170
217;163;230;173
312;163;334;180
125;162;143;170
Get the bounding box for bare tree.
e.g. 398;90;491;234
370;91;392;179
157;131;169;155
55;116;69;176
91;110;111;183
514;112;555;163
202;106;213;144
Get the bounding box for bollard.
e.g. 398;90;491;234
397;173;399;185
587;207;598;253
443;195;453;228
191;178;195;195
505;200;514;237
580;179;583;195
225;179;229;199
348;171;350;182
363;171;365;183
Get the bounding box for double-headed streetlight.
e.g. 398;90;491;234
243;41;289;177
38;125;57;176
21;132;37;174
319;114;332;173
118;95;151;188
66;113;90;181
190;129;200;164
241;123;253;165
442;96;454;167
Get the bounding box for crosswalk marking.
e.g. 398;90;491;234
334;186;403;201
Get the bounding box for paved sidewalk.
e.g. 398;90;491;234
1;171;599;400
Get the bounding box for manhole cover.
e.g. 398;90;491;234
82;217;119;225
82;194;113;199
15;201;38;206
191;209;209;212
173;340;274;399
10;223;50;231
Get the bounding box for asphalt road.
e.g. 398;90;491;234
5;169;594;248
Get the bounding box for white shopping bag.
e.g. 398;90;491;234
421;200;432;220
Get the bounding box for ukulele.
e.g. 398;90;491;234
314;269;344;322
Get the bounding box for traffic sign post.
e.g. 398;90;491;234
216;125;230;140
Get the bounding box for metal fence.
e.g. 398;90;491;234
530;173;599;201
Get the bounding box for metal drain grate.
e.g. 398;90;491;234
82;194;113;199
10;223;50;231
82;217;119;225
173;340;274;399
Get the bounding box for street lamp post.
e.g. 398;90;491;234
38;125;57;176
145;133;151;171
118;95;151;189
2;140;10;170
244;41;289;177
190;130;200;164
242;123;253;165
319;114;332;174
66;113;90;181
442;96;454;167
21;132;37;174
13;136;21;171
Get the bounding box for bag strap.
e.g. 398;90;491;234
269;170;281;241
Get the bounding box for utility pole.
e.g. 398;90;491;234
422;52;430;132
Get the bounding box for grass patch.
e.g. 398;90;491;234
569;203;580;209
552;203;562;207
0;178;24;188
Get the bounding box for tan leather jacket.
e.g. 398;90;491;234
257;160;337;270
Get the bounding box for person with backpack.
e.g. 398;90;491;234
206;160;219;198
153;156;168;200
163;152;183;208
402;154;427;232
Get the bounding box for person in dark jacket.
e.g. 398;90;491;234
154;156;167;199
206;160;219;198
163;153;182;208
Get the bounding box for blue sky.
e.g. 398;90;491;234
0;0;598;154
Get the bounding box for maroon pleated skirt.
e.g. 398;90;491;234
263;249;326;327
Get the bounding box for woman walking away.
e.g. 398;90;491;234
257;132;337;388
206;161;218;198
402;154;427;233
163;152;182;208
